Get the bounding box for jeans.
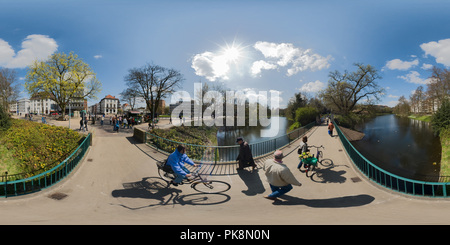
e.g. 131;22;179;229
268;184;293;198
173;166;191;184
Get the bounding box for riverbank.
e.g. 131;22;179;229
439;128;450;178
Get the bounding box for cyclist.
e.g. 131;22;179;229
166;144;198;186
297;136;310;169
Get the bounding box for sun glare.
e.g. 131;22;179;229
223;46;241;62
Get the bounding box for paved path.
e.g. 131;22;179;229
2;118;450;225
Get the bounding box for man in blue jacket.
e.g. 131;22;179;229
166;145;198;186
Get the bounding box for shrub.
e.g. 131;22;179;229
0;104;11;131
2;119;82;175
290;107;318;130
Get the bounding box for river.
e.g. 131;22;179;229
216;116;289;146
352;114;441;181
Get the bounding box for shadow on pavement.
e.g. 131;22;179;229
273;194;375;208
111;177;231;210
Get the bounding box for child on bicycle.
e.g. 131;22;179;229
297;136;310;169
166;144;198;186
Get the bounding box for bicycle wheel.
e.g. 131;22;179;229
320;158;333;167
158;167;176;182
305;164;315;178
192;180;231;194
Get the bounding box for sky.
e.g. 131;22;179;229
2;0;450;109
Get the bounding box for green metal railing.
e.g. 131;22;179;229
145;122;315;164
334;120;450;198
0;133;92;198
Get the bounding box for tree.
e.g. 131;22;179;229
410;86;427;114
319;63;385;115
124;63;184;120
25;52;101;117
0;68;20;110
285;92;308;122
427;66;450;113
0;103;11;131
432;98;450;135
119;87;141;110
393;95;410;116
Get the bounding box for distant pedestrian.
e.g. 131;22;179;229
263;150;302;201
123;117;128;129
236;137;256;171
79;118;84;131
84;117;88;131
328;122;334;136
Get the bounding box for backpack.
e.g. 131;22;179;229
161;158;174;173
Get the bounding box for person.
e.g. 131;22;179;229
166;145;198;186
123;117;128;129
79;118;84;131
84;117;88;131
297;136;310;169
236;137;256;171
328;122;334;136
263;150;302;201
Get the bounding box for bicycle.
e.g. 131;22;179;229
297;145;333;178
156;161;231;194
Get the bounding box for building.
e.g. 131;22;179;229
99;95;120;115
29;93;59;115
17;98;30;116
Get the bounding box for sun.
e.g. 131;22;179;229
222;46;241;62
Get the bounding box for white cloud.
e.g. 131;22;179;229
0;34;58;69
191;51;231;82
250;60;277;76
397;71;431;84
385;58;419;70
94;55;102;59
420;38;450;67
421;63;433;70
191;41;331;81
252;41;331;76
299;80;325;93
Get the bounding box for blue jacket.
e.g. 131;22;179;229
166;149;195;176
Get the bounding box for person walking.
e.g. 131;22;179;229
84;117;88;131
236;137;256;171
263;150;302;201
328;121;334;136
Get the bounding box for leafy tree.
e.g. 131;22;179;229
432;98;450;135
290;106;318;130
25;52;102;117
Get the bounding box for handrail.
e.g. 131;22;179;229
0;133;92;198
145;121;315;164
333;120;450;198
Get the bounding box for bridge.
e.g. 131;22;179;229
1;118;450;224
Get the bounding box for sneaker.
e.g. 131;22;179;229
170;181;179;186
264;196;278;201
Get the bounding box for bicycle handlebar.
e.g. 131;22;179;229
308;145;324;149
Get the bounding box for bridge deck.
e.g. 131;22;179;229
1;118;450;225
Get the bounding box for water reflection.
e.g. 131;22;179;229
216;116;289;146
352;114;441;181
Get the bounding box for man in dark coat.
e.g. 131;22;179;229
236;137;256;171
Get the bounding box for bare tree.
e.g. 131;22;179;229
319;63;385;115
124;63;183;120
0;68;20;110
119;86;141;110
